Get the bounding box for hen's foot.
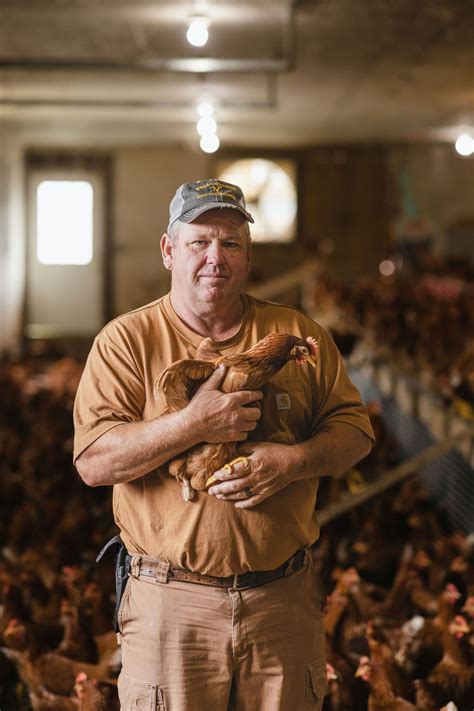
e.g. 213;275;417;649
181;479;195;501
205;457;249;488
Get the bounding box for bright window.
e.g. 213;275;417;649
36;180;93;265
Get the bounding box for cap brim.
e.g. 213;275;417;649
179;201;254;225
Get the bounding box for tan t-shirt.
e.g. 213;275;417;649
74;293;374;576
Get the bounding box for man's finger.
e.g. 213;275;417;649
235;496;259;509
198;365;226;391
232;390;263;405
241;407;262;421
208;474;251;496
242;421;257;432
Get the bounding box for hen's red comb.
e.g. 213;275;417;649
306;336;319;357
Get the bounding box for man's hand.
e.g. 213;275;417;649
183;366;263;444
206;422;373;508
207;441;298;509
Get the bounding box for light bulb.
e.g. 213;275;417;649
379;259;395;277
187;17;209;47
197;101;214;117
196;116;217;136
200;134;220;153
455;133;474;156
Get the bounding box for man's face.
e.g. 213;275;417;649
161;209;250;307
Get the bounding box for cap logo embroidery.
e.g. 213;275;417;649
195;180;239;200
275;393;291;410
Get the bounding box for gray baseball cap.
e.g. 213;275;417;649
167;178;254;233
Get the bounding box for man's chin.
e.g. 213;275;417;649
194;276;246;302
200;284;227;300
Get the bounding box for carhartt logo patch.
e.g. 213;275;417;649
275;393;291;410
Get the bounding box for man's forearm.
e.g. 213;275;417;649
289;422;373;481
75;409;200;487
75;367;264;488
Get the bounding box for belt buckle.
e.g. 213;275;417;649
233;571;258;590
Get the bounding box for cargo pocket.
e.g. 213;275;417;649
118;673;165;710
305;659;329;710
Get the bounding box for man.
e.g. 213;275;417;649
74;178;374;711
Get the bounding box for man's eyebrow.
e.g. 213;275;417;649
188;233;245;241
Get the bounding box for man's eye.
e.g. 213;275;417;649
192;240;208;246
223;241;240;249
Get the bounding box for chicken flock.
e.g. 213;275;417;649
303;256;474;414
1;335;473;710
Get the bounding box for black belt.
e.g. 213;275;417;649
136;548;308;590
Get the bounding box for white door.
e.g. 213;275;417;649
26;169;105;338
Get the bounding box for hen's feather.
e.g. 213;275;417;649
156;360;215;411
195;338;224;362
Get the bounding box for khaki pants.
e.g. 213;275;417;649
117;553;328;711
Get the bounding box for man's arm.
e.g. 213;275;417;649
76;366;262;487
207;422;373;508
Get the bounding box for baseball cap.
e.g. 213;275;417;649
167;178;254;233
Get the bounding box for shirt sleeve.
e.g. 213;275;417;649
311;327;375;442
73;324;145;463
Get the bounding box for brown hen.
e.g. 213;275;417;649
355;655;417;711
157;333;318;499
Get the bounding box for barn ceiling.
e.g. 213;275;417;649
1;0;474;147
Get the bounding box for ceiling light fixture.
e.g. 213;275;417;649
196;115;217;136
200;134;220;153
186;17;209;47
455;133;474;156
197;101;214;117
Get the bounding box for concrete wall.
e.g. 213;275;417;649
0;123;25;352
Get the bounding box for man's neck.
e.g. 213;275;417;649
170;292;245;342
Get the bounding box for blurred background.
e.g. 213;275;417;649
0;1;473;709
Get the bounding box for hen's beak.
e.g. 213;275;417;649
354;657;371;680
303;354;316;368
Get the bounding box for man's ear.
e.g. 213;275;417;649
160;233;173;270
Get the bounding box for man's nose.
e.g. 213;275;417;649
206;242;224;264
